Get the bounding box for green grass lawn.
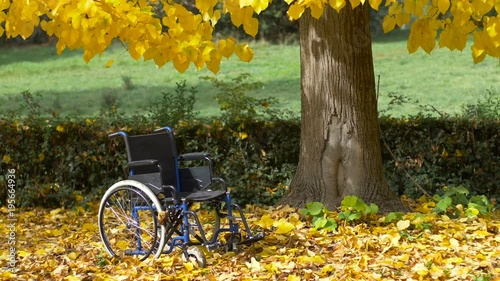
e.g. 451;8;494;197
1;30;499;118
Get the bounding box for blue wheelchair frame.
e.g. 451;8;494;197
103;126;264;262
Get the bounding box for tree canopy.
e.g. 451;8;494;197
1;0;499;71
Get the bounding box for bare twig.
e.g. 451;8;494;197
376;75;432;198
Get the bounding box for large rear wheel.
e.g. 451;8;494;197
98;180;166;261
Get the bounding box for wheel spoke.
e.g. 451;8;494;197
99;186;158;261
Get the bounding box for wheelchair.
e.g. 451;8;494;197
97;126;264;266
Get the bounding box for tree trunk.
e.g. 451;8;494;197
282;4;407;213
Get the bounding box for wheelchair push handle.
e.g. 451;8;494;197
109;127;172;139
108;131;128;139
154;126;173;133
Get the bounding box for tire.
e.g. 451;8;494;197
182;246;207;268
98;180;166;261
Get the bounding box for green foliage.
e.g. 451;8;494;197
0;79;498;208
101;91;119;111
300;202;337;231
148;79;198;126
432;186;494;218
380;116;499;202
121;75;135;91
175;119;298;206
383;212;404;223
461;90;500;119
201;73;295;125
473;275;492;281
338;196;379;222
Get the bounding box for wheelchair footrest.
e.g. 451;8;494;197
239;232;265;245
206;242;222;252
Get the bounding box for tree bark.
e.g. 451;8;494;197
281;4;407;213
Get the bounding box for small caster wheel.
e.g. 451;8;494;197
182;246;207;268
225;233;241;253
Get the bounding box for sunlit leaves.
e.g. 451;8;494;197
235;43;254;62
2;0;500;74
381;0;500;61
1;201;499;279
407;18;439;54
0;0;266;74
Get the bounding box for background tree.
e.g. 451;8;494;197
2;0;499;212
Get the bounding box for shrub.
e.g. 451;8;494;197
0;83;498;208
147;79;198;126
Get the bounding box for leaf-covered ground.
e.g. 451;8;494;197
1;199;499;281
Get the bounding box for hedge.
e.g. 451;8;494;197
0;115;498;208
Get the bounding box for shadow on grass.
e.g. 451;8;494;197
1;77;300;118
0;44;89;67
372;29;411;44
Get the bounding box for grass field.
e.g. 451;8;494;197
1;30;499;118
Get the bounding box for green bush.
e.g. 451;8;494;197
380;116;499;201
148;79;198;126
0;84;498;208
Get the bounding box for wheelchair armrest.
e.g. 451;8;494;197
179;152;211;161
161;185;178;199
127;159;159;168
212;177;228;192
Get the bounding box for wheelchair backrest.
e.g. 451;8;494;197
124;130;180;192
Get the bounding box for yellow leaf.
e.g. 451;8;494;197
287;275;301;281
67;252;78;260
235;44;254;62
18;250;30;258
369;0;383;10
437;0;450;14
241;0;270;14
259;246;277;257
56;125;65;132
239;132;248;140
219;38;236;58
256;214;274;229
429;265;445;279
287;3;305;20
408;19;437;54
350;0;362;9
329;0;346;12
442;148;449;158
310;3;325;19
173;53;190;73
105;59;114;68
473;230;490;237
35;248;47;255
397;220;411;230
243;16;259;37
183;262;194;271
3;154;11;164
116;240;129;250
412;262;429;277
82;223;97;231
273;218;295;234
245;257;262;272
449;238;460;251
320;264;335;277
383;16;397;33
207;56;221;74
38;153;45;161
395;12;411;27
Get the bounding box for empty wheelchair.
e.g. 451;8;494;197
98;126;264;265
